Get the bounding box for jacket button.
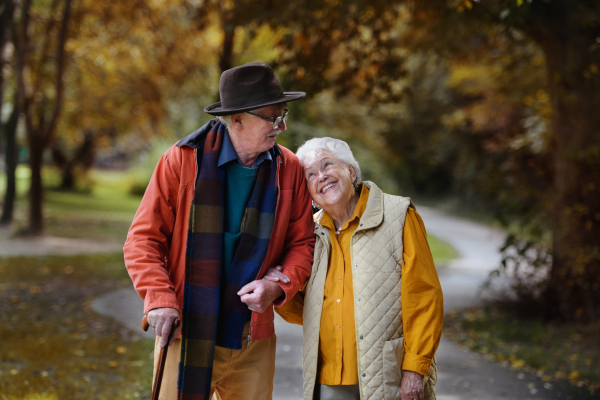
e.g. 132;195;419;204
359;336;363;340
360;223;363;226
362;373;366;377
357;298;361;302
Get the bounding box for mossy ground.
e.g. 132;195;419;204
0;253;154;400
444;305;600;395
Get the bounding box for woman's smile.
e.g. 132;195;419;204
320;182;337;194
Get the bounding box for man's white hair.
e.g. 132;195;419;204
217;107;263;129
296;137;362;186
217;115;233;129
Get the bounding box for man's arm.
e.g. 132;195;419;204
271;163;315;306
123;146;181;315
239;158;315;311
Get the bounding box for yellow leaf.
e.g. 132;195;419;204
568;370;579;380
117;346;127;354
10;369;19;375
108;361;118;367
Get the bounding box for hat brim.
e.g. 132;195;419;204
204;92;306;116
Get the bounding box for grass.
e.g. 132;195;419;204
444;305;600;395
0;253;154;400
427;233;458;267
1;166;141;242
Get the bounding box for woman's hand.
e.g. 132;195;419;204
399;370;424;400
263;265;290;283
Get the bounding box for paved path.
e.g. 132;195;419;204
90;207;594;399
0;228;123;256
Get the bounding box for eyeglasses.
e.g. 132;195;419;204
246;108;290;129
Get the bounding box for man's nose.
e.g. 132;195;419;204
276;119;287;132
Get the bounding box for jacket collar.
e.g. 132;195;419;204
313;180;384;235
177;118;283;160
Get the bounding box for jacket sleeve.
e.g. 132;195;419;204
272;162;316;307
123;146;181;315
400;208;444;376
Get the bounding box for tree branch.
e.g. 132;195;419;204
44;0;72;143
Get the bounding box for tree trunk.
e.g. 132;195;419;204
0;0;18;224
1;107;19;224
28;141;44;235
219;6;236;74
534;20;600;321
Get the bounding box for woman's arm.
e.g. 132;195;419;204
400;207;444;383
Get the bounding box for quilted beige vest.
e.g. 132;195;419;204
301;181;437;400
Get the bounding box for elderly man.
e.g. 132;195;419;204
124;62;315;400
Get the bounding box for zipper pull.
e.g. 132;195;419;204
247;333;251;348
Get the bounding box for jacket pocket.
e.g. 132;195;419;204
382;337;404;400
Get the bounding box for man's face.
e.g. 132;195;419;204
229;103;288;156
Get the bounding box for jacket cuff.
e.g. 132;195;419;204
402;351;432;377
271;279;297;307
144;289;179;315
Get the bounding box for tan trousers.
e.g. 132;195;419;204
152;322;277;400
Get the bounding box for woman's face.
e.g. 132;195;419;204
303;151;356;210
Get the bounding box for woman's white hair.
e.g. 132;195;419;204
296;137;362;187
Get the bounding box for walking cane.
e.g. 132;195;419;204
142;315;181;400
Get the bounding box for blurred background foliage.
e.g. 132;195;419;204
0;0;599;321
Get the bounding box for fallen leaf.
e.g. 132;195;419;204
568;370;579;380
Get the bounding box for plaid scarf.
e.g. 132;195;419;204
177;121;278;399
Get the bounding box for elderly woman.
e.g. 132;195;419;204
266;137;443;400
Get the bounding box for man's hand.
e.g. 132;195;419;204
147;307;180;348
238;279;285;313
399;370;424;400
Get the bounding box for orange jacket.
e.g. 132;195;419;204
124;123;315;341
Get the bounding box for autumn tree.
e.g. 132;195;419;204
411;0;600;321
272;0;600;320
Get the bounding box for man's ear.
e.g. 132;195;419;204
231;113;243;127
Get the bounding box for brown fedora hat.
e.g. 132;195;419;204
204;62;306;116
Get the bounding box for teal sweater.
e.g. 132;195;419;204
223;162;259;279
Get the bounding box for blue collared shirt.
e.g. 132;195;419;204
217;130;273;168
